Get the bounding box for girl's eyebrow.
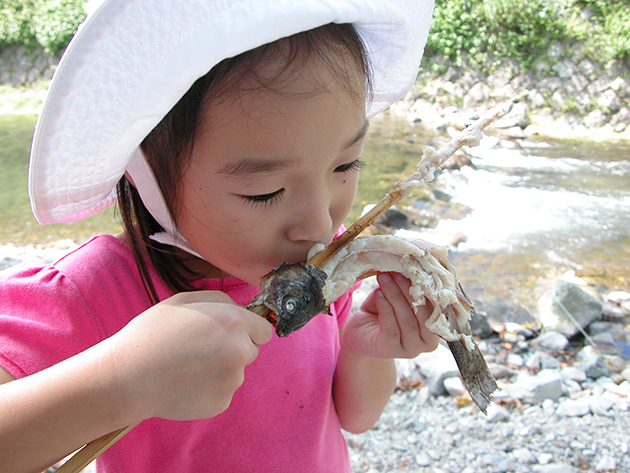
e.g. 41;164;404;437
344;120;369;149
217;158;293;177
216;120;369;177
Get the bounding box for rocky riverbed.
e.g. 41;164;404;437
3;241;628;473
346;277;630;473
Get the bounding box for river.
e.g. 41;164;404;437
1;113;629;318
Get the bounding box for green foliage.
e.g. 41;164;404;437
425;0;630;70
0;0;86;54
570;0;630;61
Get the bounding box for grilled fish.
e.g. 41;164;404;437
248;235;497;413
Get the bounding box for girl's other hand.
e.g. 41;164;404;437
342;272;439;360
106;291;273;422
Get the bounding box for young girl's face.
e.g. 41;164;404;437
177;59;367;286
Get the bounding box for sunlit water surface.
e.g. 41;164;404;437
1;114;628;314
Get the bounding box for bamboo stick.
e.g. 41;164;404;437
54;424;137;473
51;104;504;473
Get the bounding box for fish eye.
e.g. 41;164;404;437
282;296;300;315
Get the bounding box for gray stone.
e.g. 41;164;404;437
595;456;617;472
561;366;587;383
588;395;614;415
463;82;491;109
547;42;566;59
538;76;563;94
488;362;518;379
534;463;579;473
507;353;524;367
585;109;608;129
411;343;459;396
491;84;518;100
587;76;611;96
591;332;623;356
610;77;630;98
528;90;547;109
443;376;466;397
494;102;530;128
556;398;591;417
597;89;622;113
553;59;579;80
470;311;495;338
576;346;610;379
537;281;603;338
578;58;597;78
513;447;535;463
505;322;535;338
415;452;433;466
485;403;510;423
550;90;566;110
606;291;630;304
565;73;589;94
534;351;561;370
532;331;570;350
508;370;564;404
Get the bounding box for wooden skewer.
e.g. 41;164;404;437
51;105;504;473
54;424;137;473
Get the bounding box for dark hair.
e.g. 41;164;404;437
116;22;373;303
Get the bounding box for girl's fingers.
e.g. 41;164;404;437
167;290;274;346
376;273;420;349
373;286;401;341
379;272;439;353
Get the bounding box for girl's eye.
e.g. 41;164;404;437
334;158;363;174
240;189;284;207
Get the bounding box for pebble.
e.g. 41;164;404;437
532;331;570;351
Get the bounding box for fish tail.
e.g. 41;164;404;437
447;340;498;414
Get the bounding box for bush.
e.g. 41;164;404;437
424;0;630;70
425;0;566;70
0;0;86;54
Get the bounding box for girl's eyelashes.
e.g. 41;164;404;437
238;158;362;207
240;189;285;207
334;158;363;174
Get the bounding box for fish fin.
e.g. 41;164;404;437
447;340;498;415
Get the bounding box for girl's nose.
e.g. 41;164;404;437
285;193;333;243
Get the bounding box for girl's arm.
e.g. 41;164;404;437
0;291;272;473
333;272;439;434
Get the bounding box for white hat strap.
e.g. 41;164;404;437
126;148;203;259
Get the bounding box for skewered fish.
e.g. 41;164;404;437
248;235;498;413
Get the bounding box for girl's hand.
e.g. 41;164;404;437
341;272;439;360
105;291;273;422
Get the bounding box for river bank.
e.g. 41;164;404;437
3;41;630;143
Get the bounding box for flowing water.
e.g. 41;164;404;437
1;113;628;315
359;116;630;317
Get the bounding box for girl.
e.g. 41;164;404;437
0;0;437;471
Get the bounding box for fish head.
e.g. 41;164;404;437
248;262;328;337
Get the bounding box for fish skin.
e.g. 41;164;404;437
247;262;328;337
447;340;498;414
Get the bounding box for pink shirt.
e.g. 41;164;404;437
0;234;356;472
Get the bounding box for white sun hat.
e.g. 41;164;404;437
29;0;435;226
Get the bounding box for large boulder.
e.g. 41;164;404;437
537;281;602;338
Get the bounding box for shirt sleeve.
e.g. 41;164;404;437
0;263;104;379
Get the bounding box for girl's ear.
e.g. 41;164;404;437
124;171;137;188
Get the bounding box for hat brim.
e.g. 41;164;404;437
29;0;434;224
